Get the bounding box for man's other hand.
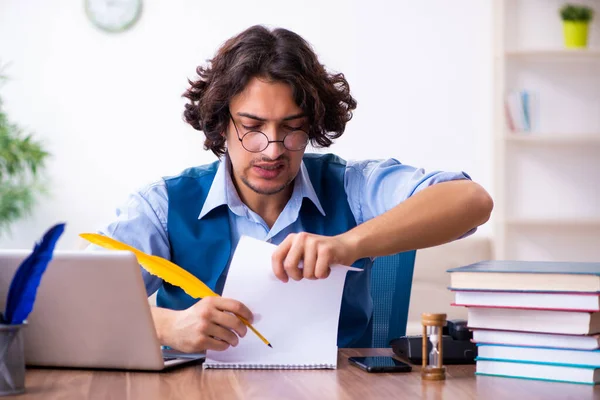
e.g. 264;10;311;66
271;232;357;282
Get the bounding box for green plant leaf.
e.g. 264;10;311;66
560;4;594;22
0;62;50;236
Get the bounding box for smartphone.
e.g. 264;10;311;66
348;356;412;373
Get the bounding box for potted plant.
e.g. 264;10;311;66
0;66;49;235
560;4;595;48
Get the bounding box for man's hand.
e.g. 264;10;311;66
271;232;357;282
164;297;253;353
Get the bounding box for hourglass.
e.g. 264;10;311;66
421;313;447;381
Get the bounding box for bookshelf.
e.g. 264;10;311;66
506;218;600;228
505;134;600;145
505;49;600;58
493;0;600;262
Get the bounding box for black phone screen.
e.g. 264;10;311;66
348;356;412;373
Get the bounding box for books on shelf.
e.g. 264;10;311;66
505;90;536;133
472;330;600;351
449;259;600;384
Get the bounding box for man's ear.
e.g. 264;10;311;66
221;132;228;149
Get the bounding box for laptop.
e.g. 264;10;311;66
0;250;204;371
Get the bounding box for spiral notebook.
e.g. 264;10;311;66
203;236;360;370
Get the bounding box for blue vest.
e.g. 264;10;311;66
157;153;373;347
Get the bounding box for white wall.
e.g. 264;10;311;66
0;0;493;249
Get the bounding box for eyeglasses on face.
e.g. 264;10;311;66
230;115;309;153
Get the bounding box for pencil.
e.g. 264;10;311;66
239;316;272;348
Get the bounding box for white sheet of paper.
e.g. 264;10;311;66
203;236;360;369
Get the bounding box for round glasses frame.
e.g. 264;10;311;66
230;116;309;153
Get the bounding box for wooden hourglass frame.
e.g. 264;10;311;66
421;313;447;381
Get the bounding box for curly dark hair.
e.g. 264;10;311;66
182;25;357;157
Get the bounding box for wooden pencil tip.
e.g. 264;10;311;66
268;344;273;348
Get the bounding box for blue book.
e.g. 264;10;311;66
521;90;531;132
476;358;599;385
477;344;600;368
447;260;600;292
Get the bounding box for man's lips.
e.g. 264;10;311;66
252;163;285;179
253;163;284;170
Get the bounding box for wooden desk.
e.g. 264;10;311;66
11;349;600;400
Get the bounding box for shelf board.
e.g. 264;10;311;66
506;218;600;228
505;49;600;59
505;134;600;145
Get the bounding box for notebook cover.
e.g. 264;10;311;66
447;260;600;275
203;237;349;370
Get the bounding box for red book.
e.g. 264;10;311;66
467;307;600;335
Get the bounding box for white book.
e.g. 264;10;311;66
454;290;600;311
203;236;360;369
478;344;600;367
472;329;600;350
476;359;600;385
467;307;600;335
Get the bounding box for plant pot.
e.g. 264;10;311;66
563;21;589;48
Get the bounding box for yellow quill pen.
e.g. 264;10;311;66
79;233;271;348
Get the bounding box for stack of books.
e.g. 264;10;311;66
448;260;600;385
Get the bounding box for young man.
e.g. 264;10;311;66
97;25;493;353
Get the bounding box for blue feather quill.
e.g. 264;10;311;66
3;223;65;324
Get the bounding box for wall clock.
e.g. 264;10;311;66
85;0;143;33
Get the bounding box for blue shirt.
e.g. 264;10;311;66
96;154;473;296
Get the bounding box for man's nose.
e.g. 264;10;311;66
261;132;286;159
